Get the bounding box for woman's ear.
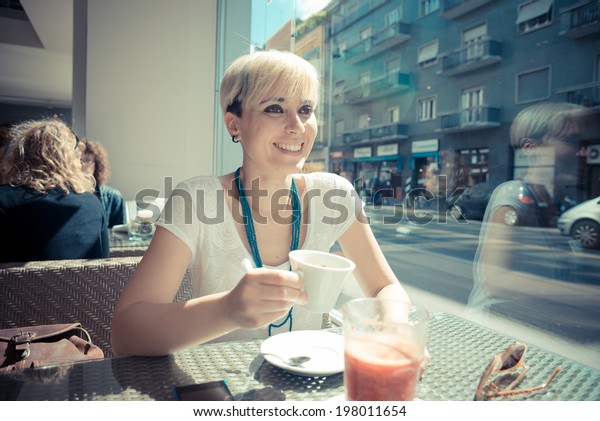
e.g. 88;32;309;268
224;112;238;136
520;138;537;149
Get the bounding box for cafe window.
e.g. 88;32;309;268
516;0;553;34
418;95;437;121
516;66;551;103
417;40;438;68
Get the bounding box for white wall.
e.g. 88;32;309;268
79;0;218;200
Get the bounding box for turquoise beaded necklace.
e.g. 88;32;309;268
234;167;301;335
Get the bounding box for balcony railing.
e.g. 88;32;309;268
559;0;600;39
344;71;411;105
440;0;497;19
438;107;501;133
344;22;411;64
342;123;408;144
559;81;600;107
440;39;502;76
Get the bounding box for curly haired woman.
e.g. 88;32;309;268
81;139;126;228
0;118;109;262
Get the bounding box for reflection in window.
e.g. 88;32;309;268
516;66;551;103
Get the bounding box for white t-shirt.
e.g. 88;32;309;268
156;172;362;342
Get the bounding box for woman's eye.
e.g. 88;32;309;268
264;104;284;113
299;105;314;115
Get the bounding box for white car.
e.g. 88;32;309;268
557;196;600;249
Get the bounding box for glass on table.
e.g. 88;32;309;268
342;298;428;401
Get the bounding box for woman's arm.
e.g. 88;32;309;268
111;226;305;356
337;210;410;304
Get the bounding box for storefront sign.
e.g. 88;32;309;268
377;144;398;156
354;147;372;158
411;139;439;154
514;145;555;167
330;150;344;158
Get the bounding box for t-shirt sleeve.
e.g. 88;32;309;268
156;179;200;260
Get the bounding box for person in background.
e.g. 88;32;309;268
0;122;13;184
0;118;109;262
112;50;413;356
81;139;126;228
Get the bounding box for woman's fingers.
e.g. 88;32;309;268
226;268;307;329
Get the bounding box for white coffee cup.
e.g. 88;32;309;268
289;250;356;313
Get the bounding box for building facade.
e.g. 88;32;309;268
297;0;600;204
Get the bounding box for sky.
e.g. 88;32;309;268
252;0;332;46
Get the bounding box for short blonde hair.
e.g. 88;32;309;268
220;50;320;116
510;102;595;149
2;118;95;194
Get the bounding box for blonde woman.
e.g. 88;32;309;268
112;50;411;356
0;118;109;262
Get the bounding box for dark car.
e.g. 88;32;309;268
448;183;497;222
449;181;552;226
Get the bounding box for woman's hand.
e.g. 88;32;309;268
224;267;307;329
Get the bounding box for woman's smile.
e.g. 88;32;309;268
274;142;303;153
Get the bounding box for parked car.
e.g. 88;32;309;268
557;196;600;249
449;181;553;226
448;183;497;222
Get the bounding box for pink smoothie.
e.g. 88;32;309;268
344;339;421;401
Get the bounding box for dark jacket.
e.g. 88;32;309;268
0;185;109;263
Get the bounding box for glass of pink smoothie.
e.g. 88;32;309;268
342;298;428;401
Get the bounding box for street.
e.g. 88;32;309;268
334;205;600;370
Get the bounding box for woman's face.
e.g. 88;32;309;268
233;93;318;174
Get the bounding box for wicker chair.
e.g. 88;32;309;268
0;256;192;357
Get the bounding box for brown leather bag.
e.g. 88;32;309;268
0;323;104;372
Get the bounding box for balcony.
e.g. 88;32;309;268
559;81;600;108
440;0;497;19
559;0;600;39
437;107;501;133
439;39;502;76
344;22;411;64
344;71;411;105
342;123;408;144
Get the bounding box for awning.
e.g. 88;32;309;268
515;0;552;24
411;151;439;159
352;154;403;169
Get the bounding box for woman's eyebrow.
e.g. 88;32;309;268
259;97;314;105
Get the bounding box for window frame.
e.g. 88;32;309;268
515;66;552;104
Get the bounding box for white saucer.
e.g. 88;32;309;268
260;330;344;377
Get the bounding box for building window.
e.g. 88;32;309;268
516;0;553;34
461;86;485;124
516;66;551;103
386;107;400;124
463;22;487;60
421;0;440;17
360;27;372;40
418;40;439;68
335;120;345;138
385;6;403;26
386;57;401;74
359;113;370;129
418;96;437;121
334;80;345;105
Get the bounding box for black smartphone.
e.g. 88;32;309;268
173;380;235;401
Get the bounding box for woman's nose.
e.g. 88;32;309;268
285;113;306;134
